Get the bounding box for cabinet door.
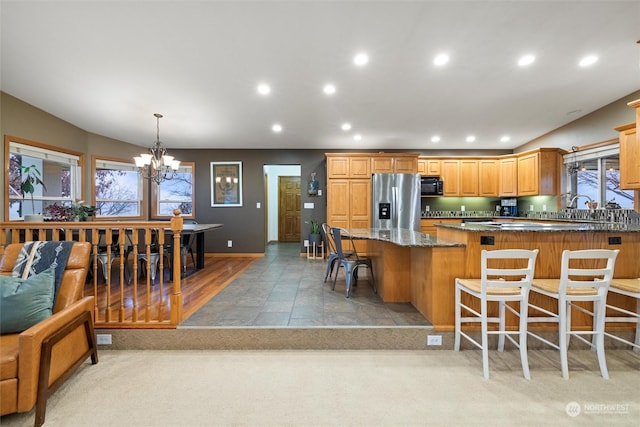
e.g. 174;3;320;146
499;157;518;197
478;159;499;196
426;160;441;176
327;157;350;178
441;160;460;196
517;153;539;196
459;160;479;196
349;180;371;228
326;180;349;228
371;157;394;173
349;157;371;178
394;157;417;173
417;159;427;175
620;127;640;189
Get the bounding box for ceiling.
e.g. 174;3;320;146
1;1;639;151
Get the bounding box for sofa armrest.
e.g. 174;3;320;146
17;296;95;412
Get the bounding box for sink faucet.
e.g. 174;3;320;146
568;194;594;209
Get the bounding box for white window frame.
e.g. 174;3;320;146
151;162;195;219
7;139;82;220
94;157;145;219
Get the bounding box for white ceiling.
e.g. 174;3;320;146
1;1;639;151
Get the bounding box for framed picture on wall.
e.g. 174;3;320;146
210;161;243;207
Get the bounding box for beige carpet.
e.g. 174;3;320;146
2;349;639;427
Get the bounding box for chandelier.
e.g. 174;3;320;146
134;113;181;184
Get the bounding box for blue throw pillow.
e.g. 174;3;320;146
0;267;56;335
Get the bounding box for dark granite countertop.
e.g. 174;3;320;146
346;228;465;248
436;221;640;232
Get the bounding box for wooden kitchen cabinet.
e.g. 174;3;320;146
420;218;463;235
371;154;418;173
516;149;561;196
499;157;518;197
478;159;499;196
618;99;640;190
326;179;371;229
326;155;371;178
417;158;441;176
459;159;479;196
441;159;460;196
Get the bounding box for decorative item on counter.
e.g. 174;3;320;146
44;203;75;221
307;172;319;196
606;199;621;209
72;200;96;221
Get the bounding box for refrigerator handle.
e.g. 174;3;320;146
392;186;398;228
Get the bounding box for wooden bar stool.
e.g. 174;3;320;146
603;278;640;351
528;249;619;379
454;249;539;379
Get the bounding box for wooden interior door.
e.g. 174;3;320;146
278;176;301;242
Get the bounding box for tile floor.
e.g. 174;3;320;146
180;242;431;327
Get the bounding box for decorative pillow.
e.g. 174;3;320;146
0;267;56;335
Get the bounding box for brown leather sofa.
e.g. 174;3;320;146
0;242;98;427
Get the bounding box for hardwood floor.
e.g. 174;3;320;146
85;254;257;327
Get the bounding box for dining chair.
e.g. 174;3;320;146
454;249;538;380
136;228;171;284
330;227;375;298
95;228;132;283
322;222;353;283
528;249;619;379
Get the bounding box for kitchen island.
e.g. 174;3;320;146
346;222;640;332
435;221;640;331
346;228;466;327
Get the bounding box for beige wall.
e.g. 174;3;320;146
515;90;640;153
0;92;143;220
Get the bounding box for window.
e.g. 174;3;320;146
94;157;144;219
6;137;82;220
151;163;195;218
564;144;634;209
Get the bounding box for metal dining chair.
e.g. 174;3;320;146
330;227;375;298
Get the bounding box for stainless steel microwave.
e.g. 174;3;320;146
421;177;443;196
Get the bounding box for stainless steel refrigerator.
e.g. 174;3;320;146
371;173;421;231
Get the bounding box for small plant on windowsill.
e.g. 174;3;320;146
305;219;322;247
20;164;47;222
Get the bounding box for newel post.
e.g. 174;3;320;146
170;209;184;324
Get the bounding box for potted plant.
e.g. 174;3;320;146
20;164;47;222
306;219;322;247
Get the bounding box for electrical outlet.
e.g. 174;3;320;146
542;204;547;211
256;202;261;209
427;335;442;346
530;205;534;211
227;240;233;248
304;239;309;247
317;189;322;196
96;334;112;345
461;205;465;211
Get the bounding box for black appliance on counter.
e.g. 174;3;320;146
421;176;443;196
501;198;518;217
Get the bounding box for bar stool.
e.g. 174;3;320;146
454;249;538;380
528;249;619;379
603;278;640;351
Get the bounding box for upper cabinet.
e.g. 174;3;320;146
498;157;518;197
441;159;460;196
478;159;499;197
326;154;371;178
618;99;640;190
516;149;562;196
370;154;418;174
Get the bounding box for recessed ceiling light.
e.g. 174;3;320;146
341;122;352;131
433;54;449;66
579;55;598;67
518;55;535;67
353;134;362;141
256;83;271;95
323;84;336;95
272;123;282;133
431;135;441;143
466;135;476;143
353;53;369;66
500;135;510;143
